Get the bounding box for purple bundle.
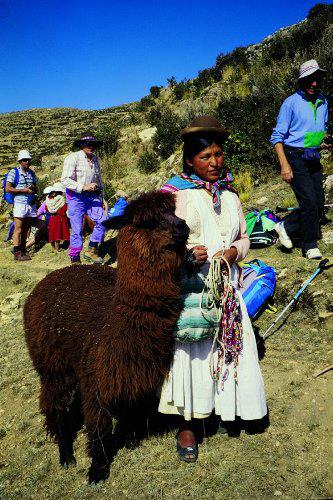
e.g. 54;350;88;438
213;285;243;388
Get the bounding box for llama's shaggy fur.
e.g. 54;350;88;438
24;191;189;483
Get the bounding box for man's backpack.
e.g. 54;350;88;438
241;259;276;319
245;209;280;248
3;168;19;204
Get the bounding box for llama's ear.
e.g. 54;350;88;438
102;215;130;230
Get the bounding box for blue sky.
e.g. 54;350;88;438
0;0;324;113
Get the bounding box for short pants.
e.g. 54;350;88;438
13;203;38;219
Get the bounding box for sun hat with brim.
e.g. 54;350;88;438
298;59;327;80
181;115;229;141
18;149;32;161
43;186;53;195
51;182;66;193
73;134;103;149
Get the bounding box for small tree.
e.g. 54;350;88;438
95;122;121;156
153;107;181;159
138;147;159;173
150;86;162;98
167;76;177;87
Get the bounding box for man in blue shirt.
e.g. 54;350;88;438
270;60;331;259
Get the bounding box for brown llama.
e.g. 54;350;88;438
24;191;189;483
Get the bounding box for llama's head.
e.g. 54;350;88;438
103;191;189;270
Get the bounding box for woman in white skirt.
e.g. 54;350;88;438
160;115;267;462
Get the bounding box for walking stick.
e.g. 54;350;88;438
262;259;330;340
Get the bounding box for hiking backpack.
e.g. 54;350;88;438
245;209;280;248
241;259;276;319
3;168;19;204
108;197;128;218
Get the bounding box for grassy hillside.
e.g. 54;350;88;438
0;3;332;202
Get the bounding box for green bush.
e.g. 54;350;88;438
192;68;219;94
223;132;252;171
149;86;162;98
167;76;177;87
215;46;248;72
173;79;192;100
138;147;159;173
152;107;181;159
95;122;121;156
103;182;116;204
136;95;155;112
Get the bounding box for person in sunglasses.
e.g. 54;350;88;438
5;149;38;261
271;59;330;260
61;134;108;264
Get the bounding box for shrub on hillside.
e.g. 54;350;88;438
103;183;116;204
167;76;177;87
173;79;192;100
307;3;333;21
152;107;181;159
223;132;252;171
216;47;248;71
136;95;155;112
95;122;121;156
217;90;277;174
138;147;159;173
149;86;162;98
192;68;219;94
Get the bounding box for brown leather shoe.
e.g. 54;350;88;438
83;247;104;264
14;251;31;261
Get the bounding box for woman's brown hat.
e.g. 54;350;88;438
181;115;229;141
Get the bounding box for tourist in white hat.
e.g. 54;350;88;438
5;149;38;261
270;59;331;260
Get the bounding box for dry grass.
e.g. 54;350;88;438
0;180;332;499
234;171;254;204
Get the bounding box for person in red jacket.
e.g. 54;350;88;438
45;182;70;252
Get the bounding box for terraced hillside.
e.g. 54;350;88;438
0;104;134;167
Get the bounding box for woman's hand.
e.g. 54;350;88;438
213;247;238;269
191;245;208;266
102;199;108;215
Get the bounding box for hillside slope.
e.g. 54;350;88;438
0;177;332;498
0;3;332;201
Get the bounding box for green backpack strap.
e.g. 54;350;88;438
245;212;257;236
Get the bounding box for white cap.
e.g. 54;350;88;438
18;149;32;161
298;59;327;80
43;186;53;195
52;181;66;193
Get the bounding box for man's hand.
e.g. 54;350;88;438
102;199;108;215
83;183;98;192
191;245;208;266
321;135;333;151
281;162;293;183
22;187;33;194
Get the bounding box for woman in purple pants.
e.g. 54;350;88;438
61;134;108;264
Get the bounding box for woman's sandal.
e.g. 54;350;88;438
176;436;198;463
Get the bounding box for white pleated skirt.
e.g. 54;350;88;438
158;292;267;421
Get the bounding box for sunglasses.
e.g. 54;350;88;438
83;142;97;148
21;158;31;162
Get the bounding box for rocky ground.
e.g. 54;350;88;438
0;176;332;499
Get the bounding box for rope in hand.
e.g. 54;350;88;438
200;255;243;388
